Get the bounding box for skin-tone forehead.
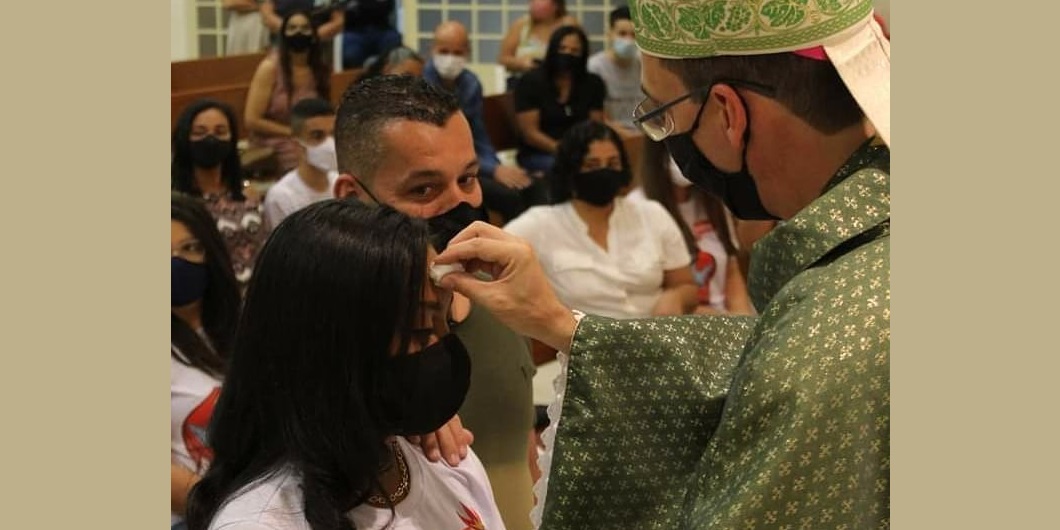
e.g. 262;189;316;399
378;113;475;171
612;19;634;33
421;247;452;308
420;249;453;327
640;54;689;106
560;34;583;53
304;115;335;132
285;14;311;31
171;220;193;245
585;139;620;161
368;112;479;210
192;108;229;128
299;115;335;140
422;247;440;302
433;21;469;51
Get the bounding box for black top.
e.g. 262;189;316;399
343;0;396;30
272;0;340;29
513;68;607;152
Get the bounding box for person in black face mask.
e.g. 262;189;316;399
504;120;698;320
172;99;268;289
331;75;538;530
185;200;507;530
170;192;242;528
245;10;332;173
512;25;607;182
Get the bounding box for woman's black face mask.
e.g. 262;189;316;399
372;333;472;436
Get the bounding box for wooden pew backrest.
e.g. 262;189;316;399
329;69;364;107
171;52;266;93
482;92;521;153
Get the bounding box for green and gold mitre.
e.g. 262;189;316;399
628;0;891;145
629;0;874;58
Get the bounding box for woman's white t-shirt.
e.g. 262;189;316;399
504;197;692;319
172;347;223;526
207;437;507;530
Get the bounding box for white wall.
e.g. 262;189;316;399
171;0;191;61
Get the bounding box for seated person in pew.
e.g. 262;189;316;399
245;10;331;172
587;6;643;130
170;192;242;530
504;120;698;320
359;45;426;81
261;0;344;69
497;0;579;91
512;26;604;186
423;21;535;225
341;0;402;69
262;97;339;230
172;99;268;289
625;139;757;315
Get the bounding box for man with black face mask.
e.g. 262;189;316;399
332;75;539;530
432;2;892;529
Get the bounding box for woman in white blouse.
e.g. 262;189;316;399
504;120;697;319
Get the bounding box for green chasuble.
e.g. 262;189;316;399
538;142;890;529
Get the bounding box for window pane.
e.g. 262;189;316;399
478;10;503;35
582;11;606;37
418;10;443;34
198;6;218;29
450;9;473;30
478;39;502;65
418;38;433;58
505;10;524;29
589;39;605;56
198;34;219;58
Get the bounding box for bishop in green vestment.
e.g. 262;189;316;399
433;1;891;528
533;142;889;529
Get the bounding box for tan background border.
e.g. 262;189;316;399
890;2;1058;528
0;1;169;527
3;1;1054;528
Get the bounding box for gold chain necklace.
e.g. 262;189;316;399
366;441;410;508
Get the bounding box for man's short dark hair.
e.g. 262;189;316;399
290;97;335;136
335;75;461;179
609;6;631;28
663;53;864;134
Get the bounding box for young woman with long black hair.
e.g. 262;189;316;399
185;200;504;530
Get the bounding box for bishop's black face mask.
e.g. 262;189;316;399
662;91;779;221
373;333;472;436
